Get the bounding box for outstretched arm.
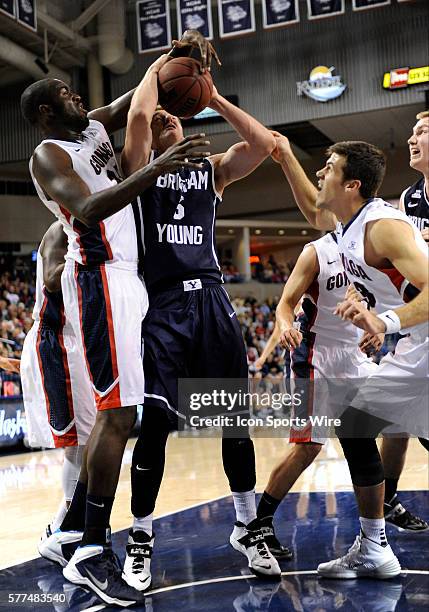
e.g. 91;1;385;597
209;86;276;195
276;246;319;349
271;131;336;231
121;55;169;177
32;135;210;227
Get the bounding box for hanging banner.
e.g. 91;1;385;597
307;0;344;20
16;0;37;31
262;0;299;30
218;0;255;38
136;0;171;54
352;0;390;11
0;0;15;19
177;0;213;40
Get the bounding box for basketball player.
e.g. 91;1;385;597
0;222;94;546
400;110;429;241
273;137;428;578
255;233;384;557
376;110;429;529
21;77;210;607
119;55;281;589
271;132;428;522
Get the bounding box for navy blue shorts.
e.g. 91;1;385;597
142;282;248;424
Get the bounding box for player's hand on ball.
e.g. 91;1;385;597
270;131;293;163
279;327;302;350
359;332;384;354
334;299;386;334
169;30;221;73
154;134;211;173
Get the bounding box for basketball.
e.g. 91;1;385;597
157;58;213;119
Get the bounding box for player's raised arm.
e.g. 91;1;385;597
87;87;138;135
276;245;319;349
32;135;210;226
271;132;336;231
208;86;276;194
121;55;170;177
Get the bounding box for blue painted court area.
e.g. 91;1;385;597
0;491;428;611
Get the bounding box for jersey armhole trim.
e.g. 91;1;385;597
206;157;223;202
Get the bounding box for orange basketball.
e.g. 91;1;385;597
158;58;213;119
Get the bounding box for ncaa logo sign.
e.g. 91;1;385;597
297;66;347;103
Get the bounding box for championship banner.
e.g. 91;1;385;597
16;0;37;32
177;0;213;40
0;0;15;19
218;0;255;38
136;0;171;54
307;0;344;20
352;0;390;11
262;0;299;30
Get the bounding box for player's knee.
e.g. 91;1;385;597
98;406;137;439
294;442;322;465
340;437;384;487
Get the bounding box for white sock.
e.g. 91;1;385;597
133;513;153;537
232;490;257;525
62;445;84;501
51;498;68;532
359;517;387;547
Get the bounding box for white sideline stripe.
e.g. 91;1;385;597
0;494;230;571
84;568;429;611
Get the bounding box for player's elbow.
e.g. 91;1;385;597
255;132;276;158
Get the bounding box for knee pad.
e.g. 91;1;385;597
339;437;384;487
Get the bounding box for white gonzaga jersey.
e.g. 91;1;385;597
296;232;361;345
336;198;429;339
29;120;139;266
32;249;44;322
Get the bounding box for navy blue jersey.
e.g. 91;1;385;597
139;158;223;292
402;177;429;232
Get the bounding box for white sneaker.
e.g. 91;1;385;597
38;528;83;567
230;519;281;578
317;532;401;579
122;530;154;592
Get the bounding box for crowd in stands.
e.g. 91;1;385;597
251;254;294;284
0;255;35;394
221;254;296;284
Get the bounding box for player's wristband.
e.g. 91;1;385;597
377;310;401;334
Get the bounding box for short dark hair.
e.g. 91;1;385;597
327;141;386;199
20;78;60;126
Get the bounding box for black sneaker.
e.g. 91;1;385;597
384;496;429;532
259;517;293;560
63;544;145;607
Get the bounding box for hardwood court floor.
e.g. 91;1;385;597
0;436;427;568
